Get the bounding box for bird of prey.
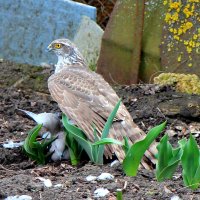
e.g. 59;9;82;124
47;38;157;168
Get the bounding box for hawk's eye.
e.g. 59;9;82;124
54;43;62;49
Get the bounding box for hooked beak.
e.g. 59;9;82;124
46;44;53;52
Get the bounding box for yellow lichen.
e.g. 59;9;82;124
172;12;179;22
177;54;182;62
185;21;193;29
193;34;198;40
188;63;193;67
189;40;195;47
163;0;168;5
184;40;189;45
154;73;200;95
188;0;199;2
183;7;193;18
165;13;172;23
186;46;192;53
163;0;199;67
177;28;183;35
174;35;180;40
169;2;181;9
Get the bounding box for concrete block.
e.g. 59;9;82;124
0;0;96;66
73;16;104;68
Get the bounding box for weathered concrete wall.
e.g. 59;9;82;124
74;16;104;69
97;0;145;84
0;0;96;66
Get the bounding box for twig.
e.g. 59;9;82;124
0;164;15;172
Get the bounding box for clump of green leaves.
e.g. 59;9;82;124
116;189;123;200
62;100;121;165
156;134;186;181
64;126;83;166
181;135;200;189
23;124;56;164
122;121;167;176
156;134;200;190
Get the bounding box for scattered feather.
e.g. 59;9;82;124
97;173;114;181
110;160;120;167
36;177;52;187
42;132;51;139
171;195;181;200
86;175;97;182
164;185;172;193
94;188;110;197
3;140;24;149
54;184;63;188
5;195;32;200
166;130;177;137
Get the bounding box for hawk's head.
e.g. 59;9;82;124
47;38;87;73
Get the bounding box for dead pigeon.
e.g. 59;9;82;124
17;109;61;134
49;131;69;161
17;109;69;161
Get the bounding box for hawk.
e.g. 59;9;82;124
47;38;157;168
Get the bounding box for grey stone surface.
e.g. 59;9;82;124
0;0;96;66
73;16;104;68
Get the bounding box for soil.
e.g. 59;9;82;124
1;61;200;200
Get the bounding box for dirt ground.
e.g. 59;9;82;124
1;61;200;200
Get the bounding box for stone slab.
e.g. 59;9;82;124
73;16;104;69
0;0;96;66
97;0;145;84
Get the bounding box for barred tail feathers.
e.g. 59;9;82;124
108;119;157;169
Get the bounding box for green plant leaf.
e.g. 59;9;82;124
181;134;200;189
68;147;79;166
156;134;182;181
178;138;187;148
123;121;166;176
92;127;99;162
23;124;42;157
23;124;57;164
123;136;130;155
92;138;123;146
116;189;123;200
64;127;83;166
97;100;121;164
42;136;57;150
62;114;94;162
